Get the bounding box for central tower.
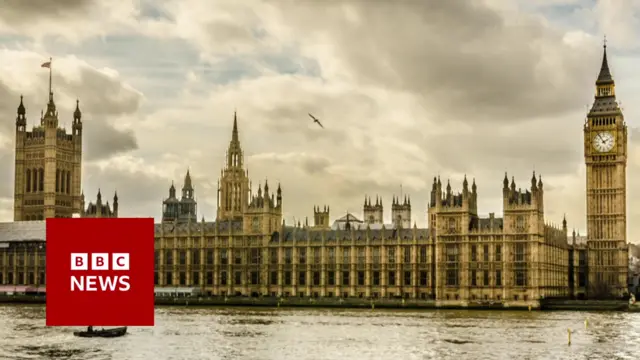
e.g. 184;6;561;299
584;42;629;297
13;64;83;221
216;112;250;221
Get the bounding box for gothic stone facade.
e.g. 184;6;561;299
152;113;570;307
13;93;83;220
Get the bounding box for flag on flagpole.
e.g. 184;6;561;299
41;61;51;68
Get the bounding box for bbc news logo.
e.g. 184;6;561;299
70;253;131;291
46;218;155;327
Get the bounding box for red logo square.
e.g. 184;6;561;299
45;218;155;326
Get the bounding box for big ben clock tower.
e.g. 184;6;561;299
584;41;629;298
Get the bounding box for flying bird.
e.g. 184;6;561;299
308;113;324;129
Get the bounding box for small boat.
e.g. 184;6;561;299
73;326;127;338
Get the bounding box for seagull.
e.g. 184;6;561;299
308;113;324;129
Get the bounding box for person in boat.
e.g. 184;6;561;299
87;326;94;333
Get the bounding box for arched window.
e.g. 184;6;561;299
66;171;71;194
26;169;31;193
38;169;44;191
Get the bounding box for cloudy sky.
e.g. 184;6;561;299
0;0;638;240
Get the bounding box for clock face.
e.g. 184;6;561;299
592;131;615;153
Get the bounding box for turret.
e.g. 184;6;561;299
16;95;26;131
364;195;383;224
313;205;330;228
391;193;411;229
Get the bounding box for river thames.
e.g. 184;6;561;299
0;305;637;360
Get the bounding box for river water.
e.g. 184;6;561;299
0;305;637;360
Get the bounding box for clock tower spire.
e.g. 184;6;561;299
584;39;629;298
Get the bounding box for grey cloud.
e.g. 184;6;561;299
0;0;90;24
58;66;142;117
83;120;138;161
265;0;598;123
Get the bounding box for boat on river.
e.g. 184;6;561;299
73;326;127;338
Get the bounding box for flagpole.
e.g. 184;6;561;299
48;57;52;99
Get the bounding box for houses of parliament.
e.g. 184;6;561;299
0;44;630;307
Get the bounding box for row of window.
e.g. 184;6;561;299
0;272;45;285
156;270;430;287
155;247;431;266
0;254;46;266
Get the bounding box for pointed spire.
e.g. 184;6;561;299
503;172;509;189
17;95;25;115
596;36;614;86
183;169;193;190
472;178;477;192
232;110;239;142
74;99;82;120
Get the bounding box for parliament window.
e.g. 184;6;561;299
220;272;227;286
483;271;489;286
234;271;241;285
373;247;381;264
220;249;228;265
496;270;502;286
285;248;292;264
495;245;502;262
165;272;172;285
419;246;427;263
342;248;350;264
192;272;199;285
192;250;200;265
515;270;527;286
328;247;336;264
298;248;306;264
206;250;214;265
403;247;411;264
388;247;395;264
471;245;477;262
327;271;335;285
179;251;186;265
471;270;477;286
179;272;186;285
284;271;292;285
419;271;428;286
270;248;278;264
446;270;457;286
250;271;259;285
270;271;278;285
313;248;321;264
483;245;489;262
404;271;411;286
298;271;306;286
313;271;321;286
342;271;350;286
165;250;173;265
388;271;396;286
357;271;365;286
250;248;260;265
207;272;213;285
373;271;380;286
